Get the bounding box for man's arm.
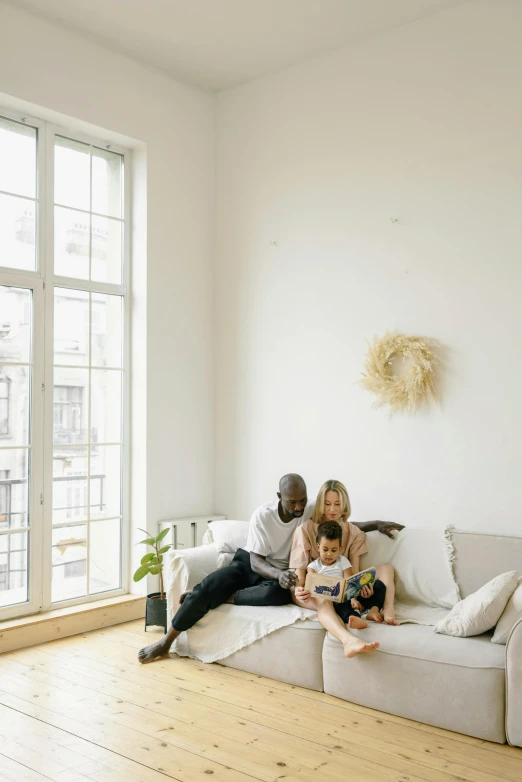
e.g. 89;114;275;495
352;521;405;538
250;552;297;589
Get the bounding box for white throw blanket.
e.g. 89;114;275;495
173;604;316;663
169;527;460;663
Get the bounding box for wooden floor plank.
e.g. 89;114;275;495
1;619;521;782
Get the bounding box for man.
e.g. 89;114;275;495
138;473;402;663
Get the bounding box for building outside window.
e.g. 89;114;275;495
0;379;9;435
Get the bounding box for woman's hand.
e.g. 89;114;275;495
295;586;311;604
360;583;374;599
351;598;363;612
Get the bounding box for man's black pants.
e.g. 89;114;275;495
172;548;291;632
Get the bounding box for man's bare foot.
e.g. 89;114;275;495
138;637;172;664
343;638;379;658
348;615;368;630
366;607;384;623
179;591;191;604
383;609;399;625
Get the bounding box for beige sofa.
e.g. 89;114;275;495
167;529;522;746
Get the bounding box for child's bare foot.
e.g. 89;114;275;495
138;637;172;664
348;615;368;630
383;609;399;625
343;638;379;658
366;607;384;623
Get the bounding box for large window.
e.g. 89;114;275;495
0;111;128;619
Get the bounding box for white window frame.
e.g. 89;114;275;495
0;106;130;621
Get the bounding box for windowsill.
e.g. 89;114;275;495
0;593;145;653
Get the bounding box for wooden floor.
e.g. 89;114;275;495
0;621;521;782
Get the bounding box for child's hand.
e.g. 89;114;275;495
360;583;374;598
295;586;311;604
351;598;363;612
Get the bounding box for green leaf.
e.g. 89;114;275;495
155;527;170;544
141;553;155;565
158;545;171;555
158;555;163;564
149;565;161;575
139;538;155;546
133;564;151;582
148;556;159;565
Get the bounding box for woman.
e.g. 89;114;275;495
290;479;398;657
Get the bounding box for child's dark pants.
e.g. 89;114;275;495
334;579;386;623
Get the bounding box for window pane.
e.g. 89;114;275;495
90;518;121;594
91;293;122;368
0;193;36;272
0;367;30;446
91;215;122;284
53;368;89;445
55;136;90;212
90;445;121;520
52;524;86;602
54;288;89;366
0;449;29;530
52;449;88;524
54;207;89;280
0;117;36;198
92;147;122;219
0;286;32;364
90;370;121;444
0;531;28;607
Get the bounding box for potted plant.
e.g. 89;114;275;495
134;526;172;633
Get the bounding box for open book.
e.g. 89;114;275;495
304;566;376;603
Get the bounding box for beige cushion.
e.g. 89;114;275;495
323;623;506;743
207;520;249;553
435;571;518;637
492;577;522;644
452;530;522;597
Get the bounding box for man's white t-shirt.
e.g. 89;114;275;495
308;554;351;578
245;499;315;570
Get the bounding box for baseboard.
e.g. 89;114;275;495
0;594;146;653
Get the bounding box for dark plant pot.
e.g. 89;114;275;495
145;592;168;634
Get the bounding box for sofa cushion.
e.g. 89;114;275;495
434;571;518;638
219;619;325;691
207;519;249;553
327;622;505;668
322;624;506;743
452;530;522;598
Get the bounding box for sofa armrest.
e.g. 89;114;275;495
166;544;219;624
505;616;522;746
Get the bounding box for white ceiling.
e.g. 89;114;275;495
8;0;465;91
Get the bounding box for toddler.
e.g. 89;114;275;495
306;521;386;629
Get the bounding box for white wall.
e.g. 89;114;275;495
0;3;216;582
215;0;522;532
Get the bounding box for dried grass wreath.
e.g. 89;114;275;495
361;332;438;412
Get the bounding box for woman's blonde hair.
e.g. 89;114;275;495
312;479;351;524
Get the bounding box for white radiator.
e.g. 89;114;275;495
158;515;225;549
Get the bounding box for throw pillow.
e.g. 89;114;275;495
491;576;522;644
434;570;518;638
207;519;249;554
